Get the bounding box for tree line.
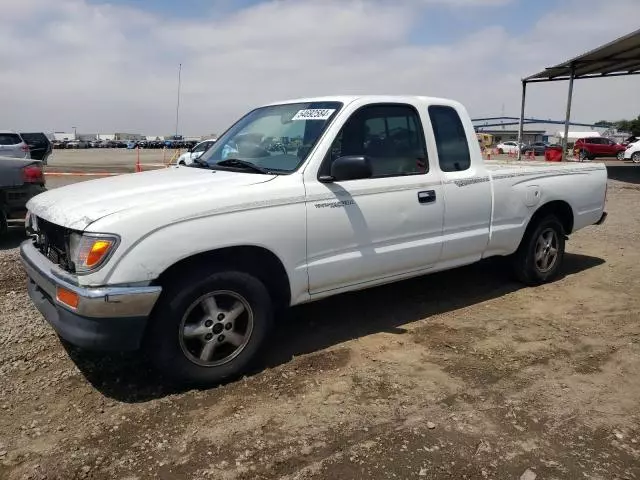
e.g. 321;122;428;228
595;115;640;136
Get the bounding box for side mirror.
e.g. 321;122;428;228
321;155;373;182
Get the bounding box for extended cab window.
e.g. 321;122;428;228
428;106;471;172
323;104;428;178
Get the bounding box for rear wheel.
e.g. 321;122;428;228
146;269;273;386
632;152;640;164
498;148;504;154
512;215;565;286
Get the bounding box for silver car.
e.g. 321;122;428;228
0;131;31;159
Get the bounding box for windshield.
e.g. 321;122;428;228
199;101;343;173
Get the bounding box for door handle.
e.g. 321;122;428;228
418;190;436;204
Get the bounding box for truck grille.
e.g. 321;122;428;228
33;217;74;272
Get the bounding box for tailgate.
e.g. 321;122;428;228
0;157;43;187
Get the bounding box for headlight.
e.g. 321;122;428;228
69;233;119;273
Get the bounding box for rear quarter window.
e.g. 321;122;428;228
428;105;471;172
0;133;22;145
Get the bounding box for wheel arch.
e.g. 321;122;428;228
524;200;574;240
153;245;292;309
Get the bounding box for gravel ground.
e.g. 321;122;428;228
2;168;640;479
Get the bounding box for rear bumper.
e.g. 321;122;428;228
595;211;607;225
20;240;162;351
2;185;45;218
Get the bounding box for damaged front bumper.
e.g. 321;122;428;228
20;240;162;351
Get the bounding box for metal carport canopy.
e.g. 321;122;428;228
517;28;640;160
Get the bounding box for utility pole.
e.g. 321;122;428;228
72;126;77;139
175;63;182;139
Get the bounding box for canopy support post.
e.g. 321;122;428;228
562;65;576;161
517;80;527;161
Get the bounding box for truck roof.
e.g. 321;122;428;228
265;95;462;108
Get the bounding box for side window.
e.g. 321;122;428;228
428;105;471;172
0;134;21;145
323;104;428;178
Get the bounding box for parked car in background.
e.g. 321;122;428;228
574;137;626;161
0;157;45;236
65;140;89;149
20;132;53;165
624;140;640;163
521;142;549;156
496;141;520;155
176;139;217;165
0;131;31;159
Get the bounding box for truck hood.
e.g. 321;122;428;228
27;167;276;230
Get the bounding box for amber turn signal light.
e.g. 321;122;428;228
56;287;79;309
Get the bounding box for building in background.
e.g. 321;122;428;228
114;133;145;141
53;132;76;142
475;128;547;144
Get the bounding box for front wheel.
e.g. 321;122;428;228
617;151;625;161
512;215;565;286
579;150;589;161
632;152;640;164
146;270;273;386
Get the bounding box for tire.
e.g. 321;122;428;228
146;269;273;387
512;215;565;286
632;152;640;164
178;161;186;166
617;151;625;161
579;150;589;161
498;148;504;154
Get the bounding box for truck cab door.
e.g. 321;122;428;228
427;105;492;266
304;103;444;295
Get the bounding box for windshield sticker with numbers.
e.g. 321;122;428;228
291;109;336;121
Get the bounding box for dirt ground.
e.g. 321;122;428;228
2;166;640;480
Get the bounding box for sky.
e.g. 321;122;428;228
1;0;638;136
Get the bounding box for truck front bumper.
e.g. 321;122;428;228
20;240;162;351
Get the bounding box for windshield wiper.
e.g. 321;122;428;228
216;158;273;175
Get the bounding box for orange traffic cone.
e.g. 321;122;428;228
135;146;142;172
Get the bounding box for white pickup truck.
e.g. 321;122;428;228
21;95;608;386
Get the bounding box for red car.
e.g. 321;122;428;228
574;137;626;161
